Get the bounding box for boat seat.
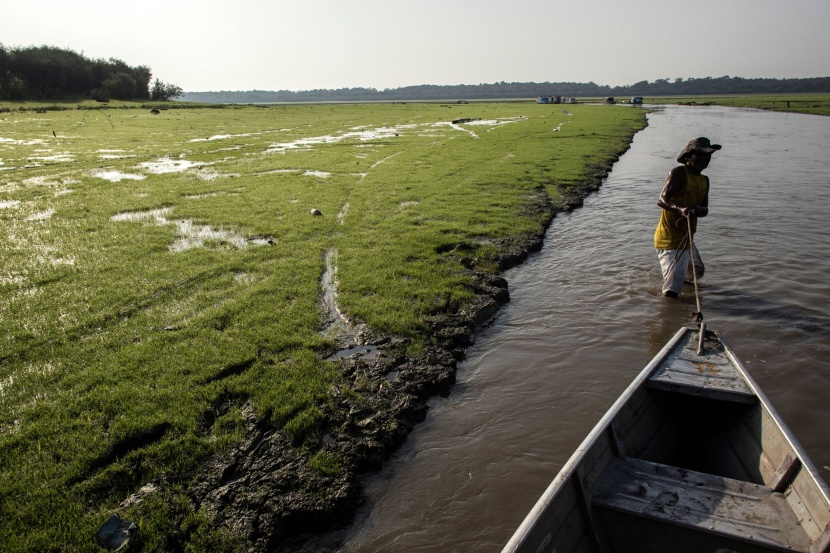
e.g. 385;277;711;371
647;347;758;404
592;456;811;552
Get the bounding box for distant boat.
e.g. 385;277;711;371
503;326;830;553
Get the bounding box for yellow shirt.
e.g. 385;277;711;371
654;167;708;250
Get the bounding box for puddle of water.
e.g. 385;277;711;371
188;132;255;142
0;200;21;209
303;170;331;178
92;170;146;182
30;153;74;163
195;168;238;181
99;154;135;160
266;127;403;154
110;207;265;252
97;149;134;160
137;157;204;174
171;221;248;251
399;201;420;209
319;248;401;361
337;202;349;224
23;176;78;187
233;272;256;285
248;236;276;246
320;249;364;349
466;118;523;126
447;122;479;139
326;344;379;361
445;117;526;139
321;249;346;328
0;137;45;146
369;152;402;171
259;168;302;175
27;210;55;221
111;208;171;224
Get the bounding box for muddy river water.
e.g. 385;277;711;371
320;105;830;552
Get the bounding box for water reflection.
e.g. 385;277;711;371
707;286;830;336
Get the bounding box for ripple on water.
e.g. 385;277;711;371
332;106;830;552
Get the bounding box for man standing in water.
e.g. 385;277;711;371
654;137;721;298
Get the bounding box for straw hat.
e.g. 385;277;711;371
677;137;722;163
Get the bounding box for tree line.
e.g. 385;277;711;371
0;44;182;101
183;76;830;104
3;44;827;104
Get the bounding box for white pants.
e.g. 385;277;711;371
657;246;704;295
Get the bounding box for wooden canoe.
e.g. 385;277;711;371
503;326;830;553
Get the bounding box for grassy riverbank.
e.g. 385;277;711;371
0;101;646;551
644;92;830;116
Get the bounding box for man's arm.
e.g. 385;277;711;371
657;166;708;217
696;176;709;218
657;166;689;215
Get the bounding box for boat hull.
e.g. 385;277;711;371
503;327;830;553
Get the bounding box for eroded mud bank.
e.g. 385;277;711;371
188;156;626;552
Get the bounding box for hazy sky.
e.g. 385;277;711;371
3;0;829;92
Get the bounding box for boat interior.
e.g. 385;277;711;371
532;329;830;553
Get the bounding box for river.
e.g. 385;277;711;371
320;105;830;552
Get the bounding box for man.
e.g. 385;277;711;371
654;137;721;298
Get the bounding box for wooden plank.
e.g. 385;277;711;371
592;457;811;551
515;474;600;553
648;347;757;404
810;521;830;553
789;470;829;540
758;407;797;480
574;430;615;492
615;391;674;461
576;466;612;553
771;453;802;493
609;419;627;458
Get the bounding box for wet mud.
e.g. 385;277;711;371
187;158;626;551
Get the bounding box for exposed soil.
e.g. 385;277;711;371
187;159;624;552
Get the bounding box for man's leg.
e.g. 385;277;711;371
684;245;704;283
658;249;689;297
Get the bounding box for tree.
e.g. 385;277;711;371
150;78;183;101
102;72;139;99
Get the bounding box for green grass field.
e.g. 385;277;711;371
0;101;645;551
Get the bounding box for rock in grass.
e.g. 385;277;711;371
311;208;322;216
94;514;137;551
